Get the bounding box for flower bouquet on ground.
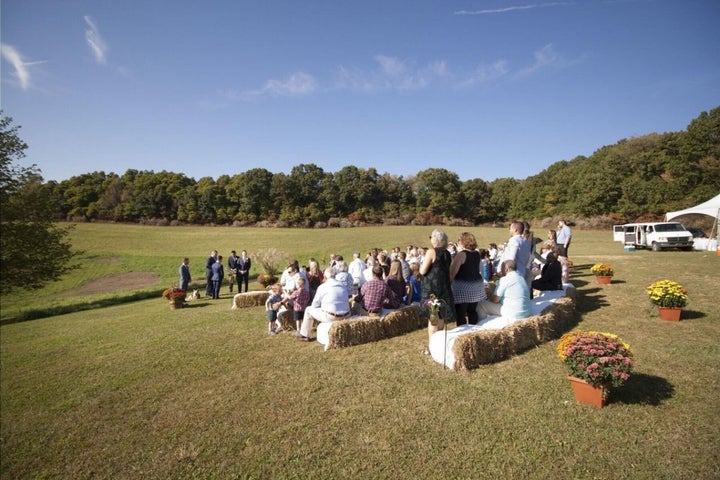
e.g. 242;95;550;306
646;280;688;308
162;286;186;308
590;263;614;277
557;330;634;388
424;294;446;326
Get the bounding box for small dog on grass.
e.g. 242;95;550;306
185;289;201;301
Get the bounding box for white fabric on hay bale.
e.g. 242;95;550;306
429;283;575;369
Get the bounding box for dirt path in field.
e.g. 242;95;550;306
77;272;161;295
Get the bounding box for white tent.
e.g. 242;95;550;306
666;193;720;240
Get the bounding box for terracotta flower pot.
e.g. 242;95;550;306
567;375;607;408
658;306;682;321
596;275;612;285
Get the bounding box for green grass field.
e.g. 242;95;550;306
1;224;719;479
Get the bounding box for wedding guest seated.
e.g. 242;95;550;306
405;262;422;304
477;260;532;321
353;265;398;317
297;268;350;341
384;259;406;309
531;244;552;278
531;250;563;292
333;258;354;297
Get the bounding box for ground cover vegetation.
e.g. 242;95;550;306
1;224;718;479
6;106;719;226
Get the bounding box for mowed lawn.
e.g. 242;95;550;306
1;224;719;479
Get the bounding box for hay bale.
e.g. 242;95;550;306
327;317;385;350
530;297;575;341
453;329;513;370
563;285;577;303
232;291;269;309
506;319;539;355
550;297;575;332
454;292;578;370
382;305;422;338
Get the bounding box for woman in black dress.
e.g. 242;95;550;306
420;229;455;354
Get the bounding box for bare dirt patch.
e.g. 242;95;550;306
77;272;161;295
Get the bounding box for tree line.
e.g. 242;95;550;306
9;106;720;228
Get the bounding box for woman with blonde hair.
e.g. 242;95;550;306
385;259;406;309
306;258;324;301
420;229;455;354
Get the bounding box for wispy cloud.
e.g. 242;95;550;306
1;44;45;90
203;44;579;108
455;2;575;15
260;72;317;96
84;15;107;64
201;72;318;108
457;60;509;87
513;43;579;78
237;72;318;100
334;55;449;92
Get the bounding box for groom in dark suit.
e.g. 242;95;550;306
236;250;251;293
205;250;217;298
179;257;191;292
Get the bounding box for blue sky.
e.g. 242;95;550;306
2;0;719;183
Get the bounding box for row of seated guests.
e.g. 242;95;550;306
270;254;422;337
269;229;563;338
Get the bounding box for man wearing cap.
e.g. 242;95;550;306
297;267;350;341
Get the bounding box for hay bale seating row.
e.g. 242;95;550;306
229;292;425;344
231;287;577;369
316;305;424;351
429;284;577;370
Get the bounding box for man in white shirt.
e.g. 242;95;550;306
556;219;572;256
298;268;351;341
348;252;366;293
556;219;572;282
477;260;532;320
397;251;411;281
502;222;530;278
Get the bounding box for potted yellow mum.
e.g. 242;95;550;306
590;263;614;285
646;280;688;321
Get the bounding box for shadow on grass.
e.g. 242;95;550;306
575;285;610;314
0;290;221;325
677;309;706;320
611;373;675;406
0;291;163;326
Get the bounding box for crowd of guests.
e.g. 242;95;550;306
179;220;573;351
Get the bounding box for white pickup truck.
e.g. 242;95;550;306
612;222;694;251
